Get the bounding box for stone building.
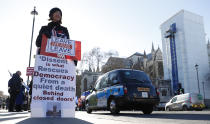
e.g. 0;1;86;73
80;70;101;95
127;43;164;81
101;43;164;82
101;57;131;73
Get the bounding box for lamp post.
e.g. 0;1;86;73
27;6;38;111
195;64;200;94
27;6;38;84
202;81;205;101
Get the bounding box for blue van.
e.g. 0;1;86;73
85;69;159;114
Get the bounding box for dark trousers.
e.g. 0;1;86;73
8;92;18;112
15;105;22;112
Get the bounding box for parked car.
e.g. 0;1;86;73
165;93;205;111
85;69;160;114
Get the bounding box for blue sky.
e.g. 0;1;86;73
0;0;209;95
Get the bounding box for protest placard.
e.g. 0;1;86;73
31;55;76;117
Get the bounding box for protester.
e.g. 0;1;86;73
15;82;25;112
35;7;77;66
8;71;22;112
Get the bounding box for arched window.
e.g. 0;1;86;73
161;88;168;96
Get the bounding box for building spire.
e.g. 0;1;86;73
96;66;100;72
144;50;147;58
152;42;155;52
89;66;92;72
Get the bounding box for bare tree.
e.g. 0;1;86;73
90;47;104;72
80;52;95;72
101;58;126;73
80;47;119;72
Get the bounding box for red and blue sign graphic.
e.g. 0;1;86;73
40;35;81;60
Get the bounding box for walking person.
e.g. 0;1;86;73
28;79;33;111
35;7;77;66
8;71;22;112
6;97;9;110
15;82;25;112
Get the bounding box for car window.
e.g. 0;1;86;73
108;72;118;85
100;76;108;89
95;76;103;90
171;97;177;103
95;74;108;90
121;70;151;83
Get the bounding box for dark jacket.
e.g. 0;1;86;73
36;22;70;47
16;85;25;105
8;73;22;93
29;80;33;96
36;22;77;66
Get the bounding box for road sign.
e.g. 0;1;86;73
26;67;34;76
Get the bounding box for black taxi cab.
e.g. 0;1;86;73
85;69;159;114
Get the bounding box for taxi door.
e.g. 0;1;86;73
96;75;109;109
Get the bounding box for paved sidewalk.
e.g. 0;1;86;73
1;110;210;124
0;110;92;124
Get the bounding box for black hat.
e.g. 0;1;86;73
49;7;62;19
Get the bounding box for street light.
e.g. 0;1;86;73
27;6;38;111
202;81;205;101
195;64;200;94
27;6;38;84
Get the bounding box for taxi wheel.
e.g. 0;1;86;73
142;105;153;114
109;99;120;114
86;102;92;114
87;108;92;114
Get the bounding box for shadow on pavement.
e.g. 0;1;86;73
94;112;210;121
0;112;29;117
16;118;93;124
0;116;29;122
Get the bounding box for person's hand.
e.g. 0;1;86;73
74;60;78;66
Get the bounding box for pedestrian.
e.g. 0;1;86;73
28;79;33;110
78;98;82;111
35;7;77;66
15;81;25;112
8;71;22;112
6;97;9;110
0;100;2;109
